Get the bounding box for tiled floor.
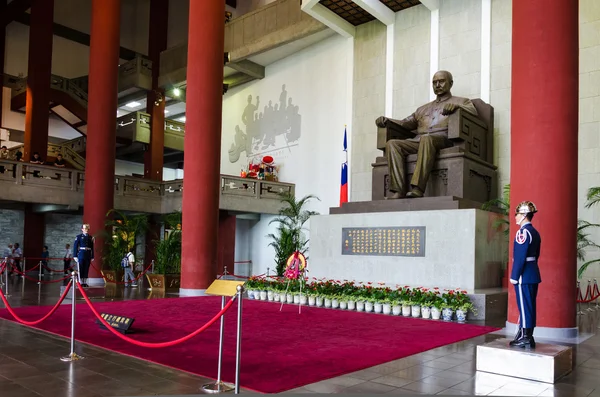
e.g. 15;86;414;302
0;274;599;396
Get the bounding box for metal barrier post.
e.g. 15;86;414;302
38;261;42;285
201;295;234;394
235;284;244;394
21;258;26;278
60;272;84;362
4;260;9;297
588;280;595;312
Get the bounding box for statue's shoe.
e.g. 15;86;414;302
406;188;424;198
386;192;404;199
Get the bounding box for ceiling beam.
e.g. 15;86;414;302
353;0;395;25
301;1;355;38
0;0;34;28
227;60;265;80
13;13;139;60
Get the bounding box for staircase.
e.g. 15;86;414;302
6;136;86;170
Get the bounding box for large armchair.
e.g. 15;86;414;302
371;99;498;203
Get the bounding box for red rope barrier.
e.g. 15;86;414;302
88;261;154;284
577;281;600;303
10;264;71;283
0;281;73;325
76;281;236;348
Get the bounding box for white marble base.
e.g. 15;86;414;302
308;209;507;291
476;338;572;383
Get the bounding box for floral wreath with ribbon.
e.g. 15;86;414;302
283;251;306;280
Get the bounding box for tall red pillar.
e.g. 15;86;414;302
23;0;54;161
180;0;225;295
144;0;169;181
83;0;121;281
508;0;578;337
0;0;6;128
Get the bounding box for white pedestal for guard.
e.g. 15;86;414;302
476;339;572;383
309;209;506;291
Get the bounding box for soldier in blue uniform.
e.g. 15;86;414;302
509;201;542;348
73;223;94;288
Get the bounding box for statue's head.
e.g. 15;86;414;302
432;70;453;96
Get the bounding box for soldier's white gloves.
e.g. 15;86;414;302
510;278;518;285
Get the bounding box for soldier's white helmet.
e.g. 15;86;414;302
515;201;537;215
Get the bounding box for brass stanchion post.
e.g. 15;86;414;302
60;272;84;362
235;284;244;394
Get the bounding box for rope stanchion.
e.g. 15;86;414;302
0;281;72;326
89;261;154;285
10;264;71;284
77;281;236;348
61;271;84;362
235;284;244;394
202;294;235;394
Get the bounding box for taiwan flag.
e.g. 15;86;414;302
340;127;348;206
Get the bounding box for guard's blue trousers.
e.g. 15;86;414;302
514;283;538;328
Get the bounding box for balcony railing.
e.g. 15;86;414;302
117;111;185;151
0;159;294;215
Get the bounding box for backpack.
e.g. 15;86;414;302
120;255;129;268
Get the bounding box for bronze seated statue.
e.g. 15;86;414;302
371;70;497;204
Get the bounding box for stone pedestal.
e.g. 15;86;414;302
476;338;572;383
309;208;507;292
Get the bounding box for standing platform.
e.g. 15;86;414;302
476;338;572;383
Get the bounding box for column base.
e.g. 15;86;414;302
506;321;579;341
179;288;208;297
86;278;105;286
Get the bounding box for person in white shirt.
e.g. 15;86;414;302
12;243;22;274
122;251;137;287
63;244;73;274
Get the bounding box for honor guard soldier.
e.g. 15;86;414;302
509;201;542;348
73;224;94;287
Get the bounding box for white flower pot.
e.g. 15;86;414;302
431;307;441;320
308;296;316;306
247;290;255;299
392;305;402;315
339;301;347;310
316;296;324;307
267;291;274;301
293;295;300;304
456;309;467;322
324;298;332;308
365;302;374;312
374;302;383;313
356;301;365;311
273;292;280;302
331;299;339;309
382;303;392;315
402;305;411;316
300;295;308;305
442;308;454;321
286;294;294;303
259;291;267;300
347;301;356;310
411;305;421;317
421;306;431;319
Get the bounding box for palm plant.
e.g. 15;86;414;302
482;183;511;237
153;211;182;275
267;192;320;276
102;209;150;271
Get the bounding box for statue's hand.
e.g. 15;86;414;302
375;116;388;127
441;103;458;115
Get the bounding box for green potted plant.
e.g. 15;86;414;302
101;209;149;284
267;192;319;276
148;211;181;291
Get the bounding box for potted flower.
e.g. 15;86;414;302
455;290;476;322
420;289;436;319
411;287;424;317
388;288;402;315
441;290;457;321
431;296;443;320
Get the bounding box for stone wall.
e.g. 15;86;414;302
393;5;431;120
43;213;82;271
0;210;24;255
351;20;387;202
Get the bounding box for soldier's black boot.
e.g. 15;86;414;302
511;328;535;348
509;328;523;346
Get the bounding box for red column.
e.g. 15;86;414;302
83;0;120;280
217;211;236;276
0;0;5;128
180;0;225;295
144;0;169;181
23;0;54;161
23;204;45;263
508;0;578;332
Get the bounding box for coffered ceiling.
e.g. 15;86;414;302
318;0;421;26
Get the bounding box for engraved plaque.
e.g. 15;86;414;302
342;226;426;257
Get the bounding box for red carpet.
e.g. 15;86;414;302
0;297;498;393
